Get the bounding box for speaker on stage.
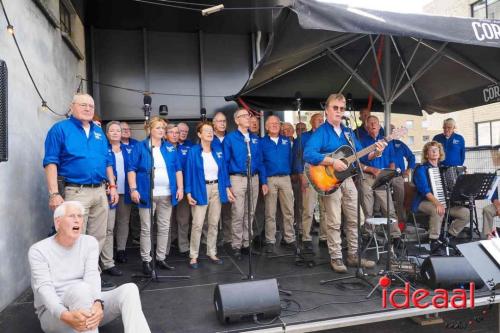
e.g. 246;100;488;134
420;256;484;289
214;278;281;324
0;60;7;162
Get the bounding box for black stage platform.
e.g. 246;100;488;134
1;237;499;333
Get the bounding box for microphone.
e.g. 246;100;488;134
294;91;302;110
200;107;207;120
346;93;353;111
341;110;351;126
143;95;152;120
244;137;252;158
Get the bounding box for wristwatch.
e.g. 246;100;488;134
49;192;60;198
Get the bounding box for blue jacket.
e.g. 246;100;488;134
211;135;225;151
432;133;465;167
223;130;267;184
491;189;498;203
261;135;293;177
354;125;385;141
109;144;132;205
304;122;363;166
392;139;416;172
359;133;395;169
411;162;435;212
43;116;112;184
185;144;231;205
292;130;313;174
176;143;191;171
128;139;182;208
122;137;139;151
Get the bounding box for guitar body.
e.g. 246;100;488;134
304;145;357;196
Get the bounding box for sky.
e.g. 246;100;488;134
318;0;433;14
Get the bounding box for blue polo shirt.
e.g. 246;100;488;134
432;133;465;167
43;116;112;184
411;162;435;212
180;139;194;147
261;135;293;178
292;130;313;174
304;122;362;166
176;143;191;171
185;144;231;205
359;133;395;169
128;139;182;208
392;139;416;172
223;130;267;185
354;125;385;141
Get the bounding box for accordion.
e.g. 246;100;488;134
428;166;466;208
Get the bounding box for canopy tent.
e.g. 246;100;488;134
227;0;500;120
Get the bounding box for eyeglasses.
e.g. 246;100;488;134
167;130;179;134
73;103;95;109
214;120;226;123
237;114;250;119
121;128;131;132
328;105;345;112
179;130;189;134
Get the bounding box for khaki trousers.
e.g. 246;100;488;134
417;200;469;239
64;185;109;252
39;282;150;333
230;175;259;249
360;174;401;238
114;195;132;250
322;178;359;259
221;202;232;243
391;176;406;222
190;183;221;258
318;197;327;241
292;177;302;234
170;197;191;253
482;203;499;237
101;195;132;269
139;196;172;262
264;176;296;244
301;184;318;242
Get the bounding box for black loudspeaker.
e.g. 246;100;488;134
0;60;7;162
420;256;484;290
214;278;281;324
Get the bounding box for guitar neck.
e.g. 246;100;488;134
345;137;392;164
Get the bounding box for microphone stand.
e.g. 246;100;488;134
320;115;374;289
133;103;189;289
244;138;255;280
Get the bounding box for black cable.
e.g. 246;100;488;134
133;0;201;11
145;0;214;7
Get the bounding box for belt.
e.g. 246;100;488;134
205;180;218;185
230;173;258;177
269;174;289;178
65;182;104;188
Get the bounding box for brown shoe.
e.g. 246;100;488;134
330;258;348;273
346;255;376;269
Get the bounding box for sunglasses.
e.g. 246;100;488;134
329;105;345;112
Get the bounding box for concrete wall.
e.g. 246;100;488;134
0;0;86;311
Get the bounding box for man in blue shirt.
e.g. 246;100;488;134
224;108;268;258
120;122;138;154
390;124;416;224
432;118;465;167
261;115;296;253
43;93;118;290
304;93;384;273
354;108;385;142
482;189;499;239
358;116;401;243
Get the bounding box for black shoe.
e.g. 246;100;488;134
284;241;297;251
142;261;152;276
101;278;116;291
241;246;250;255
116;250;128;264
430;239;446;256
302;240;314;252
232;248;242;260
103;266;123;276
318;239;328;248
178;251;189;258
265;243;275;254
447;235;457;247
157;259;175;270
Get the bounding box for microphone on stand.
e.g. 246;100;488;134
294;91;302;110
346;93;353;111
200;107;207;121
244;137;252;158
143;95;152;120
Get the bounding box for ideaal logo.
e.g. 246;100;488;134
380;276;475;309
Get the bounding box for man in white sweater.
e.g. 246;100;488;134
29;201;151;333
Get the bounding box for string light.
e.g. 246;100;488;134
41;101;48;113
6;24;13;34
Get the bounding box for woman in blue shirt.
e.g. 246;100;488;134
128;117;184;276
411;141;469;255
185;122;235;269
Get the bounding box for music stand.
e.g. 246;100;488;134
450;173;497;241
367;169;413;298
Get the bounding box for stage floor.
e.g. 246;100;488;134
1;236;499;333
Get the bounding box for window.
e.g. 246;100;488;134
423;135;430;143
422;120;429;129
476;120;500;145
405;120;414;129
59;1;71;35
471;0;500;18
407;136;414;145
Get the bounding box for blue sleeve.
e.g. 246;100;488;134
492;189;498;202
432;134;439;142
221;151;231;188
292;139;301;173
127;144;141;172
460;136;465;165
387;142;395;163
414;166;431;196
288;141;293;172
43;125;63;167
358;137;370;164
303;130;325;166
258;141;267;185
223;135;231;164
184;149;194;194
175;153;182;172
404;144;416;169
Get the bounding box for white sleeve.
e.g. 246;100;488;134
82;236;102;300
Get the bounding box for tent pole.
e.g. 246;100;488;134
384;35;391;131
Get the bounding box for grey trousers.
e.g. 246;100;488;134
38;282;150;333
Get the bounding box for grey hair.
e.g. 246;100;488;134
233;108;247;121
71;93;93;104
106;121;121;133
443;118;456;127
265;115;280;126
177;122;189;129
54;201;84;220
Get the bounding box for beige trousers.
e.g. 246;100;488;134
482;203;499;237
417;200;469;239
264;176;296;244
391;176;406;222
64;185;109;252
139;196;172;262
301;183;318;242
190;183;221;258
101;195;132;269
230;175;259;249
170;197;191;253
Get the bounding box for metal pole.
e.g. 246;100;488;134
384;35;391;130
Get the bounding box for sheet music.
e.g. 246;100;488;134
480;238;500;268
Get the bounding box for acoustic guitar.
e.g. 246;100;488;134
304;128;407;196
